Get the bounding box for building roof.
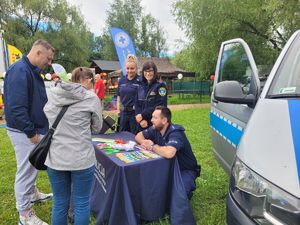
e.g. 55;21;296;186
138;57;187;73
90;57;195;78
138;57;195;78
90;60;120;72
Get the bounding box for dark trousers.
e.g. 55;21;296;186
119;110;137;134
181;170;198;200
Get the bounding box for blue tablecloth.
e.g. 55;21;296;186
90;132;196;225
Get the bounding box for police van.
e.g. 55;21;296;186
210;30;300;225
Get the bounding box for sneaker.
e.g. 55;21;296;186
19;209;48;225
30;189;53;204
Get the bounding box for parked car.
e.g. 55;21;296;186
210;31;300;225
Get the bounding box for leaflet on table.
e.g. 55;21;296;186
115;150;161;163
93;138;135;150
93;137;161;163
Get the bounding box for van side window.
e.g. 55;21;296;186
268;34;300;96
218;43;254;95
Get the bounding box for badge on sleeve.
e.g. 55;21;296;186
158;87;166;96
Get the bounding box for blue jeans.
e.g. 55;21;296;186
47;166;95;225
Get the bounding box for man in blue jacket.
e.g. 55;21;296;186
4;39;54;225
135;106;201;200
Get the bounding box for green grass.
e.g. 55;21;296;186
0;107;228;225
168;94;211;105
102;94;211;106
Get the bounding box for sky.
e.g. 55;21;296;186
66;0;188;54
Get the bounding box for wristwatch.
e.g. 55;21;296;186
150;144;155;152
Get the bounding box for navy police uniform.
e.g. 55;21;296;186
135;80;167;130
117;75;140;133
142;124;201;199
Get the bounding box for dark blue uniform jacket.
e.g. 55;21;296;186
117;75;140;107
142;123;200;175
4;55;48;138
135;80;167;122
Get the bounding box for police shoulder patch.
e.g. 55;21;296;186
158;87;166;96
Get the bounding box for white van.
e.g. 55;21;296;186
210;30;300;224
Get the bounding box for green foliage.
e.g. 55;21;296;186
107;0;142;42
0;107;227;224
1;0;93;72
98;32;119;61
138;14;167;57
0;0;168;69
88;35;105;61
99;0;167;59
171;46;195;73
172;0;300;79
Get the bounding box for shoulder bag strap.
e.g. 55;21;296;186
51;105;69;131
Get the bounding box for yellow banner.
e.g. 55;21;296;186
7;44;22;65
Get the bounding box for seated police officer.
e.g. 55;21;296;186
135;106;201;199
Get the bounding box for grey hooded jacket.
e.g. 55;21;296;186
44;82;102;170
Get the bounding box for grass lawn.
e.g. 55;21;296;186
0;107;228;225
103;94;211;106
167;94;211;105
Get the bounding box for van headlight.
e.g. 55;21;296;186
230;157;300;225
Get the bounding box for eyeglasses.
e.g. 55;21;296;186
144;69;154;73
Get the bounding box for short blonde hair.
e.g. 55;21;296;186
32;39;55;52
125;54;138;68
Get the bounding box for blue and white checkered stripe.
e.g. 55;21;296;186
210;110;244;149
288;100;300;184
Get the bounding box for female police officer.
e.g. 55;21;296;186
135;61;167;131
116;55;140;133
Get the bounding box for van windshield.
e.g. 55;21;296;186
268;33;300;98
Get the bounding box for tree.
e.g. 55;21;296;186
88;35;105;61
172;0;300;79
1;0;93;72
100;0;167;60
139;14;166;57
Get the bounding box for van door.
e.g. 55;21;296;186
210;39;260;174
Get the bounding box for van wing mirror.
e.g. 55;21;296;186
214;81;256;106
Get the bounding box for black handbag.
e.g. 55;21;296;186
29;106;68;170
99;115;116;134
